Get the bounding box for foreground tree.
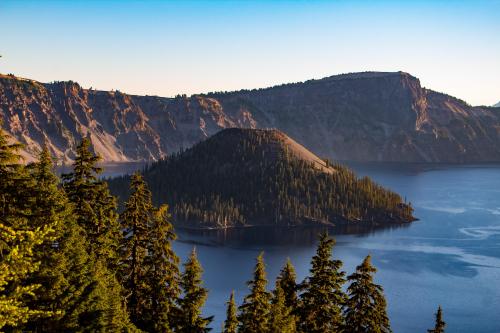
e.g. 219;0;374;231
177;248;212;333
62;138;120;263
344;255;391;333
269;284;296;333
277;258;298;310
0;126;53;329
238;253;271;333
120;173;153;329
22;147;74;331
427;306;445;333
148;204;181;332
60;139;135;331
298;233;346;333
0;222;52;329
222;291;238;333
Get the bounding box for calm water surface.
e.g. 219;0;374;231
170;163;500;333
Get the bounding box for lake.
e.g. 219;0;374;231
167;162;500;332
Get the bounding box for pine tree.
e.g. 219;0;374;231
177;248;213;333
22;147;74;331
120;173;153;329
344;255;391;333
238;252;271;333
277;258;298;310
62;137;120;264
298;233;346;333
269;284;296;333
20;147;138;332
222;291;238;333
427;306;445;333
0;126;54;329
60;139;136;331
148;204;180;333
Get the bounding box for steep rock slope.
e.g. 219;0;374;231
1;72;500;163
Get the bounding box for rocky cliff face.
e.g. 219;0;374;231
1;72;500;163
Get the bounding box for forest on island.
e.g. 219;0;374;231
0;124;443;332
109;129;414;229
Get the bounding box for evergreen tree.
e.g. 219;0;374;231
62;138;120;264
238;253;271;333
177;248;212;333
0;223;52;329
427;306;445;333
269;284;296;333
222;291;238;333
119;173;153;329
21;147;137;332
22;147;73;331
60;139;136;331
0;125;53;329
277;258;298;310
147;204;180;333
298;233;346;333
344;255;391;333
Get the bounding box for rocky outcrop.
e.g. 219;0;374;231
1;72;500;163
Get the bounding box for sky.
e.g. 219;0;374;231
0;0;499;106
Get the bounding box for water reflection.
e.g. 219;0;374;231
176;223;411;247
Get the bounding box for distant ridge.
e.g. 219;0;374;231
494;101;500;107
2;71;500;163
108;128;415;229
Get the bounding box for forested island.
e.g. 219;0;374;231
109;128;415;229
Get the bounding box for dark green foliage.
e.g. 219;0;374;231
0;127;54;329
59;139;136;332
119;173;180;332
427;306;445;333
120;173;153;329
108;129;414;229
298;233;346;333
222;291;238;333
344;255;391;333
269;284;296;333
147;204;180;333
277;258;298;310
22;147;75;331
177;249;212;333
62;138;120;263
238;253;272;333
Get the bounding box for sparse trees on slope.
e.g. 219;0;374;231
177;248;213;333
427;306;445;333
343;255;391;333
238;253;272;333
222;291;238;333
298;233;346;333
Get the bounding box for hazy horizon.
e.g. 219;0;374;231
1;0;499;106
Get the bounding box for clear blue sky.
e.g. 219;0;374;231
1;0;499;105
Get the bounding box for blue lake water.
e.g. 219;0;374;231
169;163;500;332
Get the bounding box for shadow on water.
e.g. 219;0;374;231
176;223;411;247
